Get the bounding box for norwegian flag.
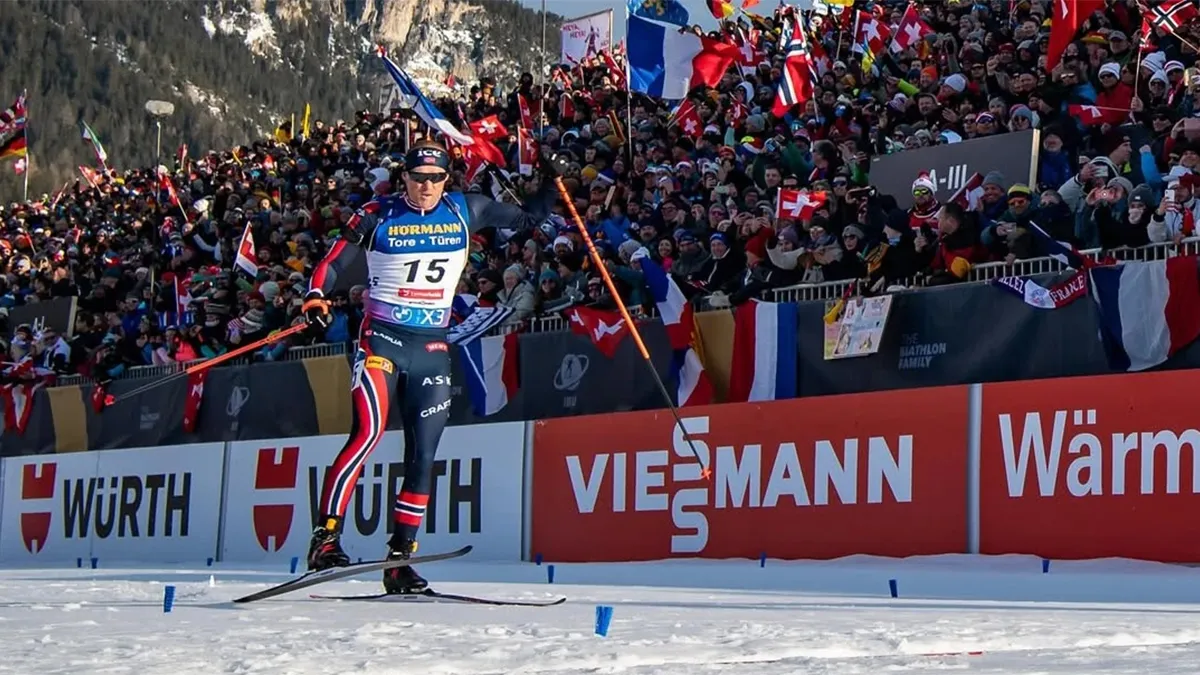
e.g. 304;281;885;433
775;189;828;221
0;92;26;133
772;18;817;118
1068;103;1128;126
234;222;259;278
890;3;934;53
1;359;54;436
468;115;507;141
1147;0;1198;35
673;100;705;139
852;10;892;58
517;127;538;176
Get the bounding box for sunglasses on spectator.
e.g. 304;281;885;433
407;172;449;184
913;188;932;196
833;179;849;186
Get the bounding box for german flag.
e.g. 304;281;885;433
708;0;735;19
0;125;26;161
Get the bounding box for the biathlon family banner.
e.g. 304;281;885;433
561;10;612;65
870;129;1040;210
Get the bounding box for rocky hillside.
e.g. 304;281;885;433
0;0;561;197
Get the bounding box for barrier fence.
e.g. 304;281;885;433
3;367;1197;567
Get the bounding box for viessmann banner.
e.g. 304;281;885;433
531;386;972;562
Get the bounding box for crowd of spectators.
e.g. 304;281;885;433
3;0;1200;384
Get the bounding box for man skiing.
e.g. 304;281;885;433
301;140;565;594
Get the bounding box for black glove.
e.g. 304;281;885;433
539;152;571;179
301;292;331;329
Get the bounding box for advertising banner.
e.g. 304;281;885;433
221;422;526;563
0;443;224;564
9;296;79;337
518;321;674;420
560;10;612;65
979;370;1200;562
869;130;1039;209
531;386;970;562
795;276;1111;397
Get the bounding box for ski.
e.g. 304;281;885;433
233;545;473;604
310;588;567;607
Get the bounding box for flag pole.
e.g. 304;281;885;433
624;7;634;164
22;89;29;202
539;0;547;140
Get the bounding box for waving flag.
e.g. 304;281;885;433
727;300;798;402
1090;256;1200;372
378;47;474;146
234;223;259;277
772;17;817;117
448;295;518;416
566;306;630;358
627;14;739;100
80;120;108;167
636;250;712;407
992;271;1087;310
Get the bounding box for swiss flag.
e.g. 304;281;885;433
565;306;630;358
775;189;828;222
890;4;933;53
468;115;507;141
672;100;704;139
735;28;765;73
853;10;892;57
518;94;536;129
1068;103;1126;126
234;222;259;278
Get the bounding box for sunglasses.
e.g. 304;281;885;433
407;172;449;184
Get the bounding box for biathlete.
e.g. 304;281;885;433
301;140;566;594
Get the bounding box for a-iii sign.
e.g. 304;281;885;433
870;129;1040;209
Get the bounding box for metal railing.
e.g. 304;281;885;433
46;237;1200;387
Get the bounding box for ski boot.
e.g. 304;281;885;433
307;515;351;571
382;538;428;595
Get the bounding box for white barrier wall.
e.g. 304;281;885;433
0;443;225;564
220;423;526;563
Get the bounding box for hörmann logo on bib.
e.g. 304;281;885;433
531;387;969;562
980;371;1200;562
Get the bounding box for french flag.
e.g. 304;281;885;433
1090;256;1200;372
637;251;713;407
727;300;798;402
460;332;519;416
627;13;739;100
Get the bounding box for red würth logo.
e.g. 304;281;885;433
253;447;299;551
20;463;55;554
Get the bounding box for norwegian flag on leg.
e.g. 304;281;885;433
775;188;827;221
772;18;816;118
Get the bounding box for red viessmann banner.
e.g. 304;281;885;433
531;387;970;562
979;370;1200;562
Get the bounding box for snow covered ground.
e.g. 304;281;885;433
4;553;1200;674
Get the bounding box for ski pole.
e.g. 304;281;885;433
111;322;309;405
551;176;711;479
